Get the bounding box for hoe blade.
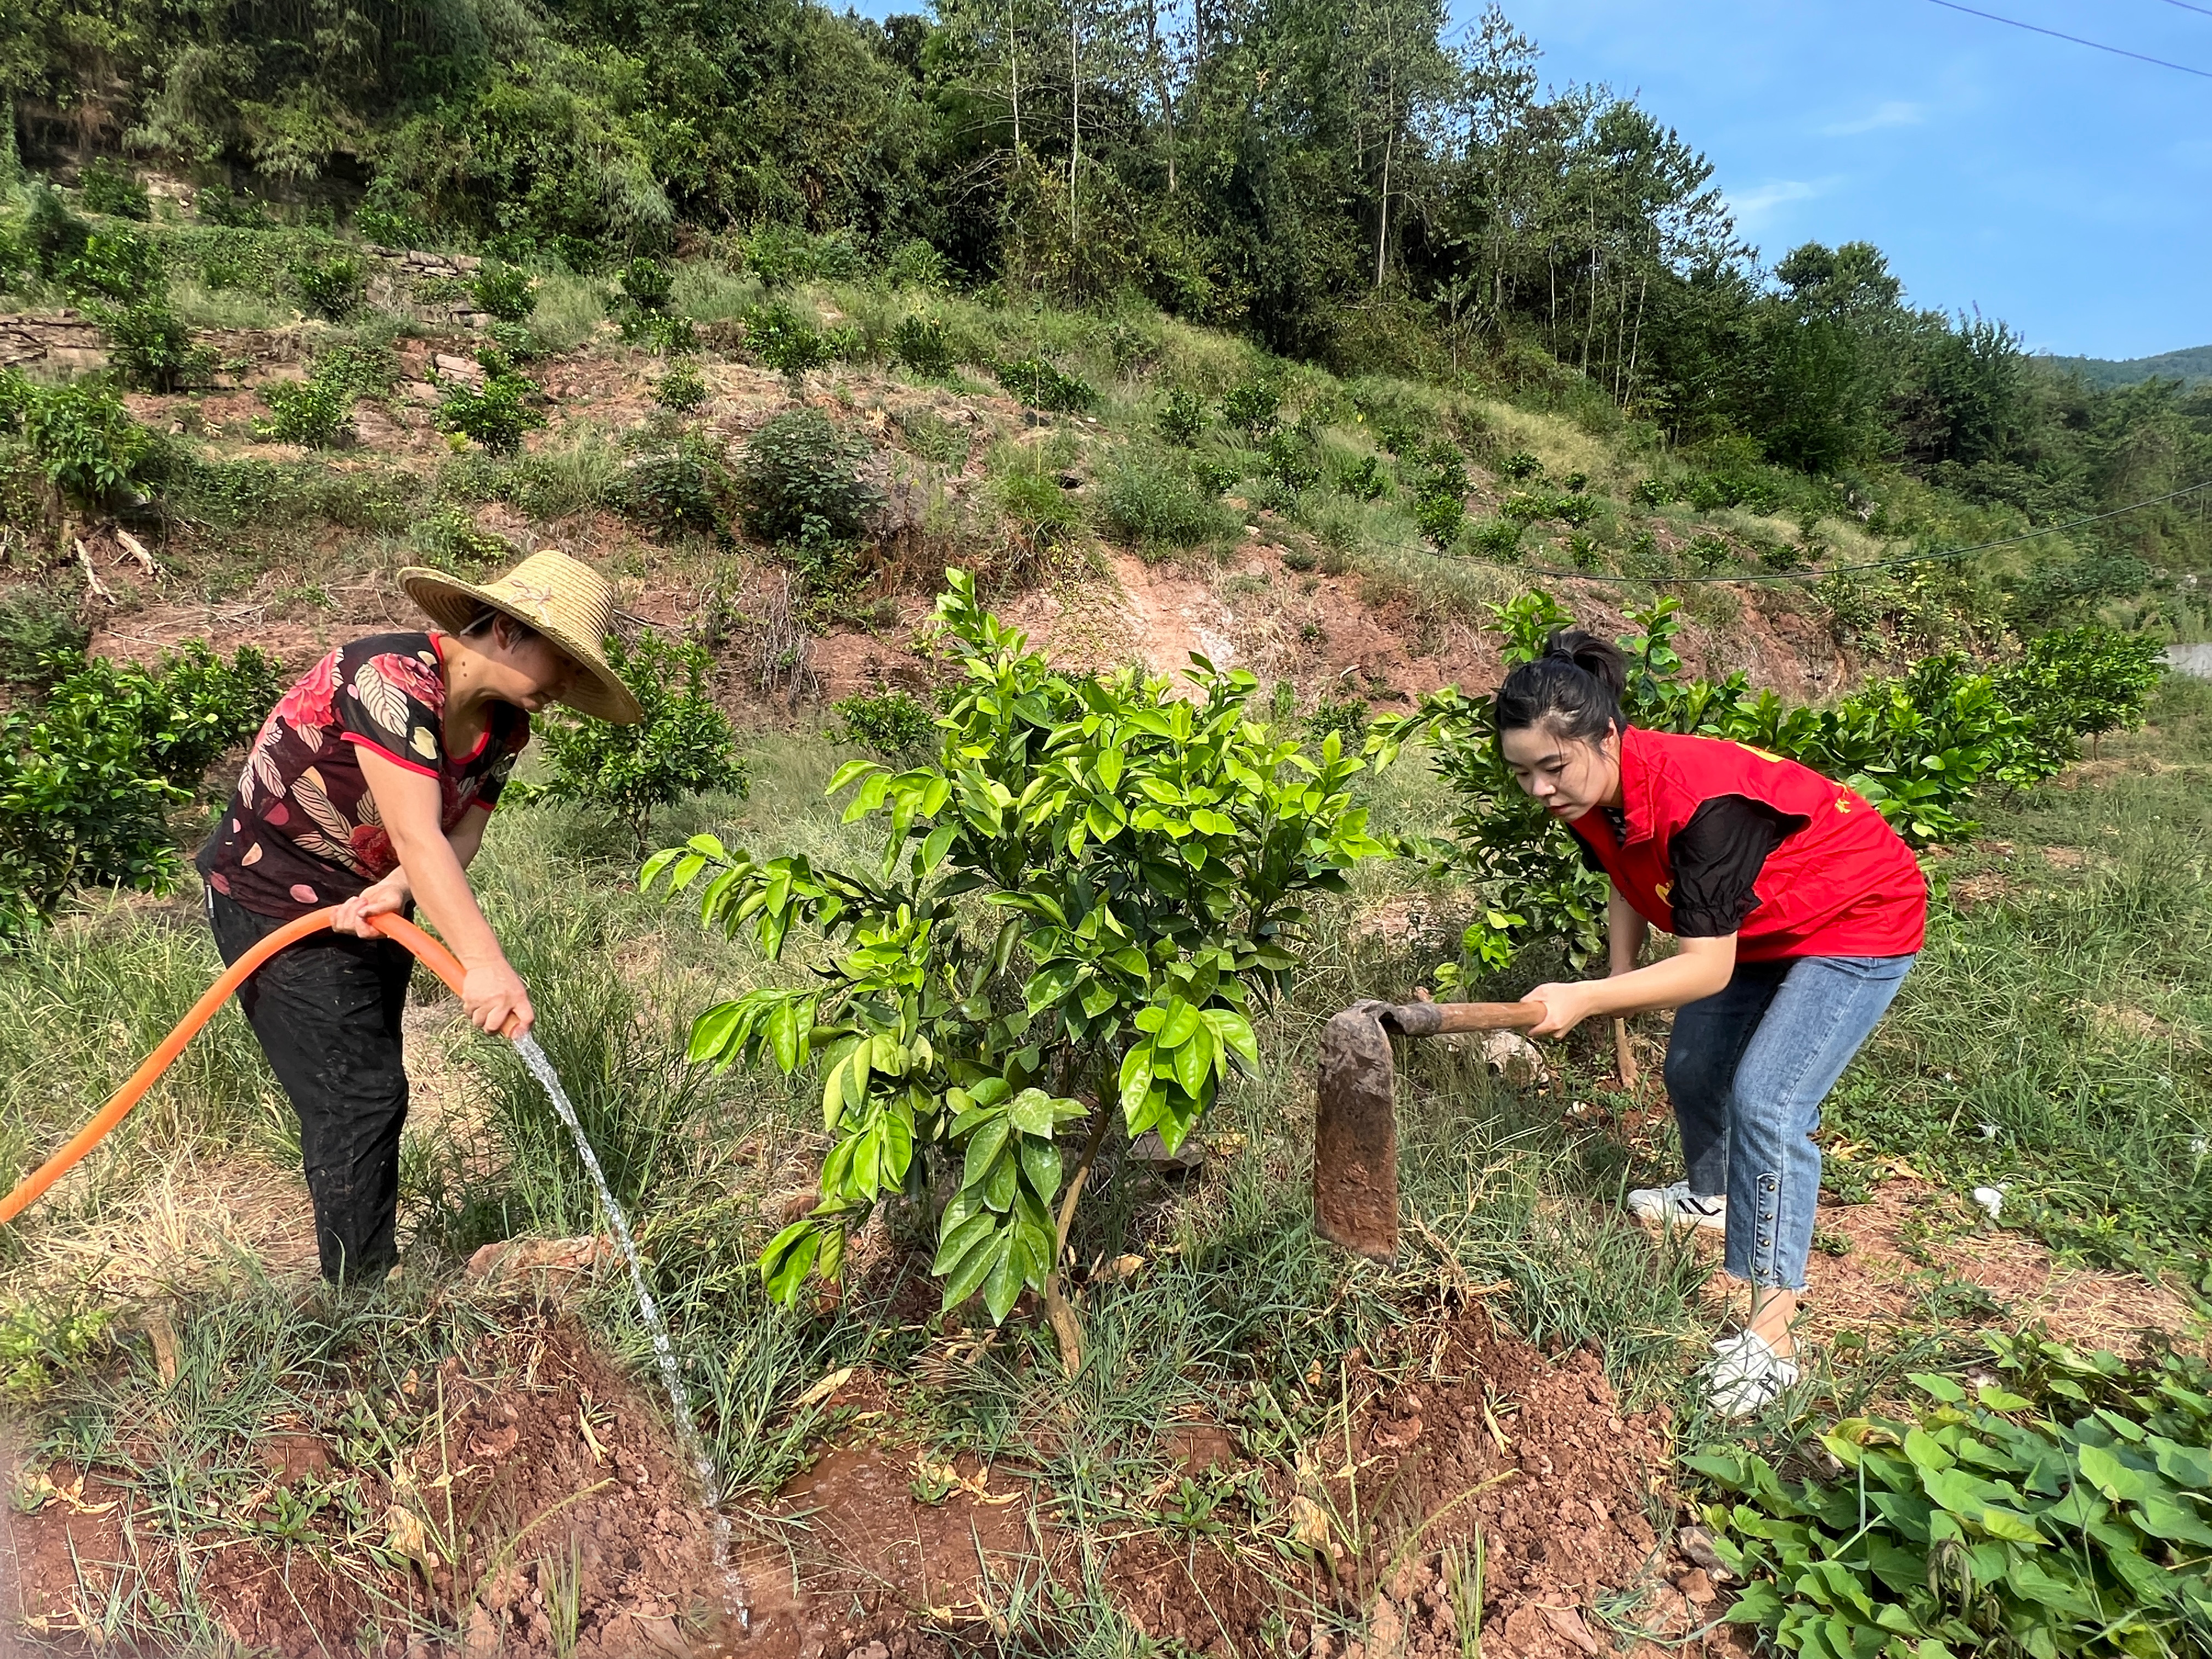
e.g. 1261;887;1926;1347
1314;1002;1400;1261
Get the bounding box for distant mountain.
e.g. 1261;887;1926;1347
2036;345;2212;390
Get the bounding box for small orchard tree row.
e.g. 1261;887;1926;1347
645;569;1392;1355
1381;592;2166;976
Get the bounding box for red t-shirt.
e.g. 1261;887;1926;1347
1567;727;1927;961
198;631;529;918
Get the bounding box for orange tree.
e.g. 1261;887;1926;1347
644;569;1393;1362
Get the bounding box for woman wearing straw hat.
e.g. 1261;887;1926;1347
196;551;641;1285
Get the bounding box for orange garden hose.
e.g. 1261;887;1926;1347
0;909;469;1226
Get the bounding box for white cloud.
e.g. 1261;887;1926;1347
1729;179;1824;227
1822;101;1927;137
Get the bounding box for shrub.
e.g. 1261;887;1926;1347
735;410;874;546
0;642;281;938
1497;450;1544;482
194;183;270;229
1221;378;1281;439
1334;452;1386;500
1632;476;1671;507
67;228;163;302
78;159;149;220
992;463;1081;545
23;185;90;278
622;308;697;354
616;257;675;312
1685;533;1735;572
256;375;356;448
97;298;211;393
883;237;950;292
653;359;709;412
616;433;735;541
830;687;936;758
890;313;956;379
1996;624;2165;766
0;586;89;690
1464;517;1521;560
1306;689;1368;746
291;252;363;319
994;356;1096;414
645;569;1393;1334
1262;431;1321;494
413;504;517;573
1158;388;1206;446
471;262;537;323
740;223;861;287
522;631;747;848
2;373;152;505
436;362;545;455
1191;455;1242;497
1099;449;1232;550
743;301;831;380
1409;439;1469;548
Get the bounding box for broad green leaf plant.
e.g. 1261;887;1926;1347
1691;1331;2212;1658
644;569;1392;1357
1384;594;2159;979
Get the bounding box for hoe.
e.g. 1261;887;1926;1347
1313;998;1546;1261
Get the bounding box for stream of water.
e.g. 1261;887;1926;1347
511;1034;748;1632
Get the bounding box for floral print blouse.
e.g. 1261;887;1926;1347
198;631;529;919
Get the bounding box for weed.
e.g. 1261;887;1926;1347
1099;447;1232;551
471;261;537;323
1158;388;1206;445
436;360;545;455
194;182;269;229
0;586;89;689
1221;378;1282;440
67;228;163;302
94;297;212;393
256;374;356;448
995;355;1097;414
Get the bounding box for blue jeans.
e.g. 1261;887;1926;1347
1663;953;1915;1291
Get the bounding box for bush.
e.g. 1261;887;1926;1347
471;262;537;323
616;257;675;312
97;298;211;393
0;642;281;938
0;586;89;690
882;237;949;292
743;301;831;380
256;375;356;448
1463;517;1521;559
645;569;1392;1329
291;252;364;320
1221;378;1281;439
1306;689;1368;746
653;359;709;413
739;224;861;287
78;159;149;220
1410;439;1469;548
1099;449;1232;550
735;409;873;546
194;183;270;229
436;362;545;455
829;687;936;758
994;356;1096;413
992;463;1081;545
1497;450;1544;482
1;373;152;505
1263;431;1321;494
890;313;956;379
66;228;163;302
413;504;517;573
521;630;747;848
1334;452;1386;500
1158;388;1206;445
24;184;90;278
616;433;735;541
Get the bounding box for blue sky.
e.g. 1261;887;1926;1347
1494;0;2211;360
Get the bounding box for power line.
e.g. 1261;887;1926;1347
1918;0;2212;77
1471;477;2212;590
2161;0;2212;20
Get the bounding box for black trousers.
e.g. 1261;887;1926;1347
207;888;413;1283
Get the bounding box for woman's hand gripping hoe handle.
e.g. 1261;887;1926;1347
0;909;473;1227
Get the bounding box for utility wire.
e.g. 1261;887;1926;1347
1918;0;2212;77
2160;0;2212;20
1471;476;2212;590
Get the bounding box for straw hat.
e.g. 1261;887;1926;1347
397;550;644;725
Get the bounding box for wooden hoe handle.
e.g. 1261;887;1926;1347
1376;1001;1544;1038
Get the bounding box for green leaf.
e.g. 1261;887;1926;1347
1157;998;1199;1049
2136;1492;2212;1547
826;759;882;796
963;1118;1009;1188
983;1147;1018;1211
687;1001;746;1066
1172;1021;1214;1098
1119;1042;1155;1119
1910;1373;1967;1404
1019;1135;1063;1202
640;848;681;890
1202;1008;1260;1073
2078;1442;2148;1503
983;1234;1024;1323
760;1221;820;1305
939;1222;1003;1309
932;1211;996;1277
1008;1088;1057;1137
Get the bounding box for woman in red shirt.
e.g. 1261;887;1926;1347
199;551;640;1286
1501;631;1925;1417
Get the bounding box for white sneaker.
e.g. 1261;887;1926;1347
1702;1331;1799;1418
1627;1182;1727;1231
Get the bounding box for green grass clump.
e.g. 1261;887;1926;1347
1098;445;1234;551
